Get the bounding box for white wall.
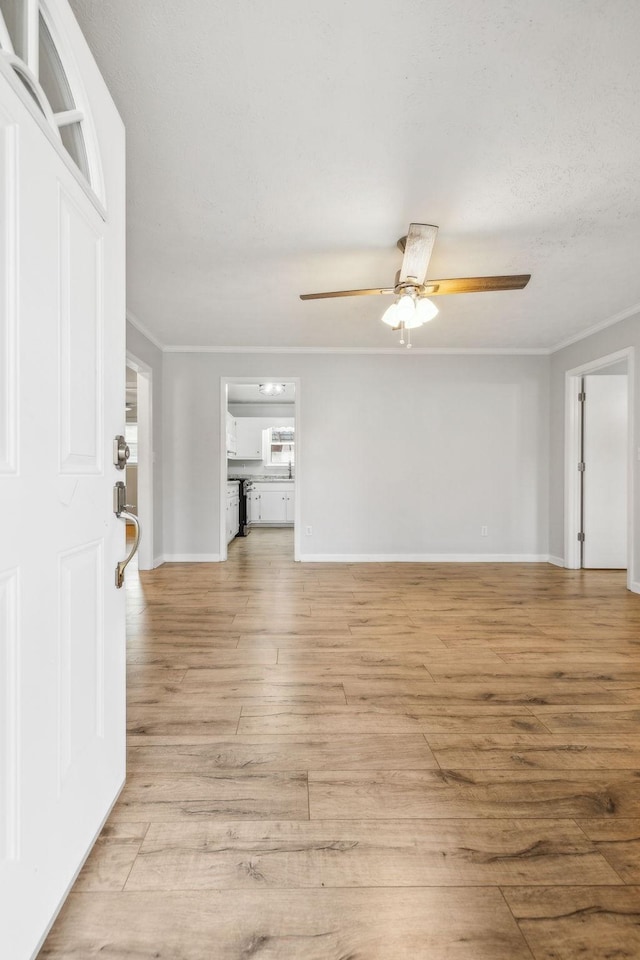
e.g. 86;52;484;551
162;352;550;560
126;321;164;562
229;402;295;418
549;310;640;581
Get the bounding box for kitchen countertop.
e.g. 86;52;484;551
228;476;294;482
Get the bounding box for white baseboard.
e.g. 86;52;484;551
630;580;640;595
153;555;165;568
161;553;222;563
548;555;565;567
297;553;551;563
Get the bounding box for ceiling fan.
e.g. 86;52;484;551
300;223;531;347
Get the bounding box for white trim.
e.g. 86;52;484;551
564;347;635;590
53;108;84;128
126;352;154;571
162;553;222;563
548;555;565;567
220;376;301;563
551;302;640;354
297;553;552;563
166;344;549;356
153;555;164;568
126;303;640;358
219;381;228;561
1;51;58;128
126;311;165;352
24;0;39;79
125;350;153;376
630;580;640;595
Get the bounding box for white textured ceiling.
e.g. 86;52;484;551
70;0;640;350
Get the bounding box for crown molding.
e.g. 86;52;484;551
550;301;640;354
126;300;640;357
126;310;165;352
162;344;549;355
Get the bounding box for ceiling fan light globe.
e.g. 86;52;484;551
381;302;399;327
395;294;416;324
414;297;439;325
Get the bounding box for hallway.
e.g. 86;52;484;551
41;530;640;958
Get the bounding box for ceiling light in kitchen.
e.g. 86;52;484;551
259;383;286;396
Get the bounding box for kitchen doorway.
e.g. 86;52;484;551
126;353;154;569
219;377;301;562
564;348;634;586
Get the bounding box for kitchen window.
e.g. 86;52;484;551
266;427;294;466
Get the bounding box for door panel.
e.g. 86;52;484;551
58;187;103;473
582;374;627;569
0;56;125;960
0;566;19;865
0;114;16;476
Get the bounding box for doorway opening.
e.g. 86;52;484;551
126;353;154;570
219;378;300;562
564;348;634;587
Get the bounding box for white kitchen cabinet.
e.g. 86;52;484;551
228;417;294;461
225;412;237;456
226;482;240;542
285;489;295;523
233;419;264;460
249;482;294;525
247;490;260;524
259;489;287;523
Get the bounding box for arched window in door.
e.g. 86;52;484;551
0;1;97;189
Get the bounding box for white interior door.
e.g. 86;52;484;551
582;374;628;569
0;56;125;960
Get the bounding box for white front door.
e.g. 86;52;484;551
582;374;628;569
0;49;126;960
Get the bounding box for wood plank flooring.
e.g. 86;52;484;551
40;528;640;959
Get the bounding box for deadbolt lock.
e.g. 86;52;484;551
113;435;130;470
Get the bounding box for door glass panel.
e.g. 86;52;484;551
59;120;90;180
38;13;74;113
0;1;25;58
39;15;90;179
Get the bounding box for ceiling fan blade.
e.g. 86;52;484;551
399;223;438;285
300;287;394;301
424;274;531;295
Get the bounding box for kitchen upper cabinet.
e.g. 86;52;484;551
233;419;264;460
226;412;237;456
228;417;294;461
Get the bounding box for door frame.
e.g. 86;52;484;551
564;347;634;587
219;376;301;561
126;350;154;570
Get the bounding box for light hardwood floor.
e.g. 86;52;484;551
40;529;640;959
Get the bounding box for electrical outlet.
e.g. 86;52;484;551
305;525;313;536
481;525;488;537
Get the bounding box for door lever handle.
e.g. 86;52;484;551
115;511;141;588
113;481;142;588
